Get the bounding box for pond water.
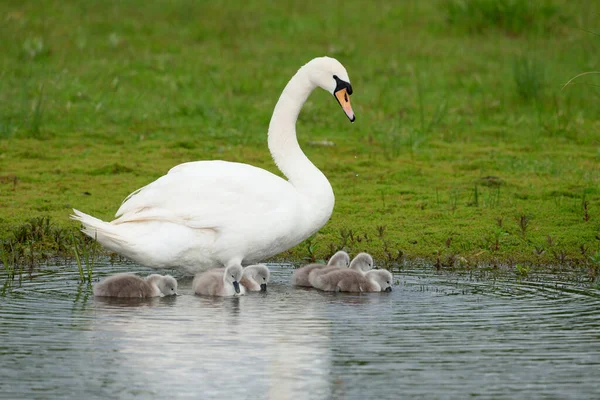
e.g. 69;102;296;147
1;262;599;399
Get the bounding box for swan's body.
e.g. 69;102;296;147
240;264;270;292
193;265;245;297
71;57;355;274
310;269;393;293
291;250;349;287
93;273;178;298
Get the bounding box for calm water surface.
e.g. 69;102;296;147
1;262;599;399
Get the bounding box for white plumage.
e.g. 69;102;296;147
71;57;355;274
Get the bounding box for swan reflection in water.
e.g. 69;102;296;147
87;279;345;399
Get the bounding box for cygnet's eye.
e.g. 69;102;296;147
386;281;390;284
231;275;235;278
263;277;266;281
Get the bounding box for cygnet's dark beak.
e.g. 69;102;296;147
233;281;240;294
384;286;393;292
260;283;267;292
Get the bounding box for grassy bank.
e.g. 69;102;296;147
1;0;599;272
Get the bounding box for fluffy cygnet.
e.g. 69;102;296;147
240;264;270;292
348;252;374;274
307;252;373;285
193;265;244;297
93;273;178;298
310;268;393;293
291;250;350;287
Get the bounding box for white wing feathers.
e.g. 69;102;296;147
113;161;296;229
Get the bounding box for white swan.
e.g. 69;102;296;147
192;265;245;297
71;57;355;274
93;273;177;298
291;250;349;287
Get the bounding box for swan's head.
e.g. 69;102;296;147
245;264;270;292
157;275;178;296
367;270;393;292
349;252;374;272
327;250;350;267
224;265;244;294
304;57;355;122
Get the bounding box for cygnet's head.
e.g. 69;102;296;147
303;57;355;122
328;250;350;267
368;270;393;292
156;275;178;296
224;265;244;294
246;264;270;292
349;252;374;272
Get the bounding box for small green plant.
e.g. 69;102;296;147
553;249;567;265
515;263;530;277
517;214;530;238
513;56;544;101
449;189;459;212
445;236;453;248
487;227;508;251
338;228;351;248
1;245;17;295
468;184;479;207
589;252;600;276
303;235;317;263
383;239;403;264
72;233;98;283
582;199;590;222
534;244;545;255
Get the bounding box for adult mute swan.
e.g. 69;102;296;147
71;57;355;274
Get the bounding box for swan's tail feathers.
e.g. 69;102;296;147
70;209;132;251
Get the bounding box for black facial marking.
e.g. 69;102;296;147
333;75;353;95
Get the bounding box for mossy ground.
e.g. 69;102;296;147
1;0;599;272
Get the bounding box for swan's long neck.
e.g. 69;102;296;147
268;67;333;200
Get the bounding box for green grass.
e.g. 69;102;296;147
0;0;599;272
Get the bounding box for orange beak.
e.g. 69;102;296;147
334;88;355;122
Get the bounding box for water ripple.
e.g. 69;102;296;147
0;262;599;400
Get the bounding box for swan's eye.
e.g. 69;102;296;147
231;275;235;278
387;281;390;284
